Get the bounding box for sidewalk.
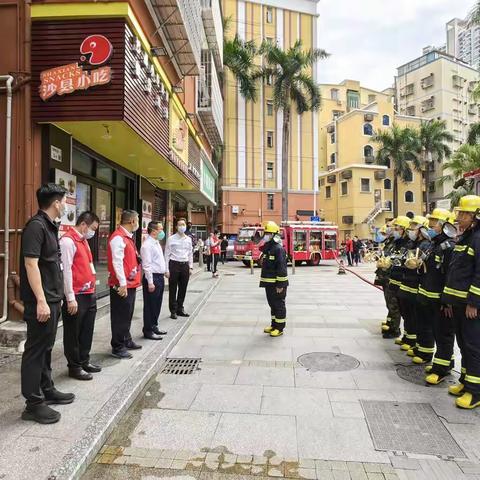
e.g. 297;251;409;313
0;267;218;480
85;261;480;480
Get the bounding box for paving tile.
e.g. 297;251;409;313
236;366;295;387
154;458;173;469
155;382;202;410
295;369;357;390
389;457;421;471
331;402;365;419
298;468;317;479
332;471;351;480
350;472;368;480
269;467;285;477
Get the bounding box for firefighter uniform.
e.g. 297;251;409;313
414;210;455;380
375;226;395;332
259;221;289;337
442;195;480;409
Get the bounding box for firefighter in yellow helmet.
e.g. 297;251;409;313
442;195;480;409
259;221;289;337
413;208;456;384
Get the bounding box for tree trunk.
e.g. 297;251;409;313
393;174;399;218
282;107;291;223
424;150;429;215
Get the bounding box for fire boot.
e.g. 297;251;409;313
456;392;480;409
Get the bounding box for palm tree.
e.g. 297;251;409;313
260;40;328;221
417;120;453;211
468;1;480;25
373;124;421;217
467;122;480;145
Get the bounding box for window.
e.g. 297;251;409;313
404;169;413;182
341;181;348;195
347;90;360;109
266;100;273;116
267;131;274;148
294;230;307;251
361;178;371;192
364;145;374;158
330;153;336;164
266;162;274;179
405;190;414;202
326;185;332;198
266;74;273;86
368;94;376;103
406;105;416;116
267;193;274;210
266;6;273;23
384;158;391;169
330;133;335;144
330;88;339;101
382;115;390;126
384;178;392;190
363;123;373;135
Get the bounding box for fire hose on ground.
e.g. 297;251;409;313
333;252;383;291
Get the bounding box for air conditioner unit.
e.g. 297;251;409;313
341;170;352;179
327;174;336;184
327;164;336;171
364;114;374;122
231;205;240;214
342;215;354;224
326;125;335;133
374;170;386;180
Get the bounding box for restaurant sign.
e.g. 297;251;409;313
39;35;113;101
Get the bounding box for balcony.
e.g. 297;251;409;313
198;50;223;146
401;83;415;97
201;0;223;72
150;0;203;75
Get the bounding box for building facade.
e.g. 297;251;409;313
221;0;320;234
318;81;424;239
0;0;222;327
395;50;480;207
447;17;480;71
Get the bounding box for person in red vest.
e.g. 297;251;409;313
345;235;354;266
107;210;142;359
60;211;100;380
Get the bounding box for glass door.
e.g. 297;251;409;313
95;187;113;295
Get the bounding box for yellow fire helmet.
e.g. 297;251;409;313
393;216;410;229
454;195;480;213
410;215;427;228
427;208;451;223
264;221;280;234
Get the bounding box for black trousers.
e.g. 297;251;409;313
211;253;219;274
265;286;287;331
221;251;227;264
415;301;435;361
142;274;164;334
206;254;211;271
346;252;353;266
62;293;97;369
21;301;61;406
397;294;417;346
110;287;136;353
168;260;190;314
427;302;455;376
453;304;480;394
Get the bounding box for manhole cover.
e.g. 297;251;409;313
297;352;360;372
396;365;428;385
361;400;466;457
161;358;201;375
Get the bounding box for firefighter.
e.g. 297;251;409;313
260;221;289;337
442;195;480;409
413;209;456;383
382;216;411;340
397;216;431;355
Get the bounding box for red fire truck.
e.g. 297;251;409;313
234;222;339;266
464;169;480;194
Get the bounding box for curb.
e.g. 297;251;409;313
47;274;221;480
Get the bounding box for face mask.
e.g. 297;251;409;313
58;201;66;219
273;234;281;243
426;228;439;239
264;234;272;242
407;230;417;241
377;233;386;243
131;222;139;232
178;225;186;234
157;231;165;241
393;231;402;240
85;229;96;240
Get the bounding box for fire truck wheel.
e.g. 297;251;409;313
242;260;251;267
309;254;321;266
295;260;303;266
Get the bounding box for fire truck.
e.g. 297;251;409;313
234;222;339;266
464;169;480;194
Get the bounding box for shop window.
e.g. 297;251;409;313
294;230;307;251
266;162;274;179
97;163;113;183
405;190;414;202
363;123;373;135
361;178;371;192
116;173;127;189
310;231;322;252
267;193;274;210
76;183;91;218
73;149;93;176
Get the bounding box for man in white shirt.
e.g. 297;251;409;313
165;218;193;319
140;221;168;340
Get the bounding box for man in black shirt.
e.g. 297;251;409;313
20;183;75;424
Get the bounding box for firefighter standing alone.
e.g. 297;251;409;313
260;221;289;337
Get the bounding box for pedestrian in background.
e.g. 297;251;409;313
204;234;211;272
165;218;193;319
60;211;101;381
107;210;142;359
353;236;362;266
140;221;168;341
20;183;74;424
210;231;221;277
345;235;354;266
220;235;228;264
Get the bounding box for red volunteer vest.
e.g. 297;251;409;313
107;227;141;288
62;228;96;295
210;236;221;255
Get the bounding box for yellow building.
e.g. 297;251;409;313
318;80;424;239
221;0;320;233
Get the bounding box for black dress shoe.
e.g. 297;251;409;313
170;313;178;319
22;403;61;424
112;350;133;359
144;332;163;340
153;327;167;335
43;388;75;405
82;363;102;373
68;368;93;381
126;341;142;350
177;310;190;317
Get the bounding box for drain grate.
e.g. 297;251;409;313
161;358;201;375
297;352;360;372
396;364;428;386
361;400;466;457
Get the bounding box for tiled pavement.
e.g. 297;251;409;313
83;262;480;480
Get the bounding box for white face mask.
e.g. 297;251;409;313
407;230;418;241
264;234;272;242
178;225;186;234
85;229;96;240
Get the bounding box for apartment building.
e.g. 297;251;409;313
447;17;480;70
